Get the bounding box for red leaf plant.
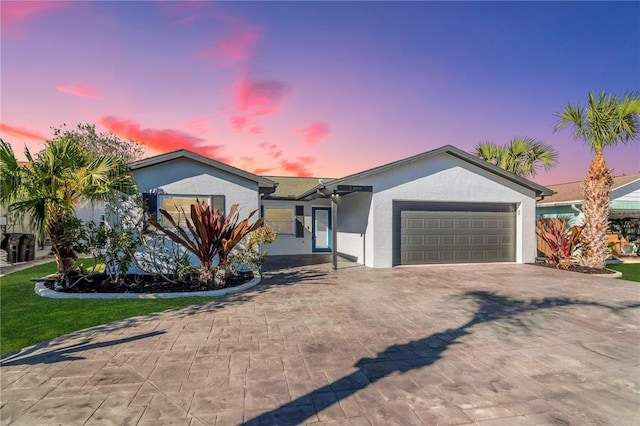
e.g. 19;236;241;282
151;201;263;286
536;216;584;270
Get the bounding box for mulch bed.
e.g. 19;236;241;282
529;262;616;275
39;271;255;293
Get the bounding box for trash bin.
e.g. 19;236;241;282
1;234;22;263
19;234;36;262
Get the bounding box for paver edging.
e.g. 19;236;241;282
603;268;623;279
33;272;261;299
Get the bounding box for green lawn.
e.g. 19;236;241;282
1;262;217;356
607;262;640;282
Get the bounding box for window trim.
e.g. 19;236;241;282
264;207;295;236
158;195;225;226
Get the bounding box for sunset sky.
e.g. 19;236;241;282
1;0;638;185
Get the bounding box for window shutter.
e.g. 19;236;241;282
295;205;304;238
212;195;225;213
142;193;157;221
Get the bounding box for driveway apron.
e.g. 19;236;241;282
1;261;639;425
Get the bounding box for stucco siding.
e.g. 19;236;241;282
335;192;372;263
75;200;106;225
132;158;260;215
536;205;584;227
611;179;640;204
336;153;537;267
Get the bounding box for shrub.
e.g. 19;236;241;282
151;202;263;287
228;225;278;275
536;216;583;269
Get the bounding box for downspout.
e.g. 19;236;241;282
331;191;338;270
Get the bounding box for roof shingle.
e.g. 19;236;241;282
539;173;640;204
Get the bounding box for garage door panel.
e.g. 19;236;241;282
470;250;485;261
399;205;515;265
472;235;485;244
425;235;439;245
409;235;424;245
441;219;455;228
486;235;500;245
441;235;454;245
456;235;470;245
426;219;439;228
472;219;485;229
408;218;423;228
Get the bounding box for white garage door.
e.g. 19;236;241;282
395;202;516;265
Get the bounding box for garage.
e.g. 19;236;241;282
394;201;516;265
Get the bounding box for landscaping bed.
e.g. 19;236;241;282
38;270;255;294
530;262;616;275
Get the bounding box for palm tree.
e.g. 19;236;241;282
0;137;137;282
473;137;558;178
555;91;640;269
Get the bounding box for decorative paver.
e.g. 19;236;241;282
1;258;639;425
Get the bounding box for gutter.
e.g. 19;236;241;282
537;200;582;208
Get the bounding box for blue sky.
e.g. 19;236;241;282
1;0;638;184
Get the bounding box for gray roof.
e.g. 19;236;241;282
129;146;553;200
538;173;640;205
263;176;335;199
128;150;277;188
298;145;554;199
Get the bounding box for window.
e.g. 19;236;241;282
265;208;294;235
160;195;225;226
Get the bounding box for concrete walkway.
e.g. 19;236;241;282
1;259;638;425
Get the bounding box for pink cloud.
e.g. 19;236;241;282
0;123;47;141
99;116;227;161
56;83;101;99
228;116;264;134
234;78;289;116
183;114;217;135
258;141;283;159
294;121;331;146
281;157;316;177
230;116;250;132
199;26;263;65
253;167;275;175
159;0;212;26
1;1;65;35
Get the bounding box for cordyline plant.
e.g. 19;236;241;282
151;201;263;286
536;216;583;270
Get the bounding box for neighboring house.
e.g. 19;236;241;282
130;145;552;267
536;173;640;240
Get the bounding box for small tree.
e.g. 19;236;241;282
0;137;137;285
555;92;640;269
53;123;145;164
474;137;558;178
228;225;278;275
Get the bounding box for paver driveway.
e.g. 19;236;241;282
1;259;639;425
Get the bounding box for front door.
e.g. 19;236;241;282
312;207;332;252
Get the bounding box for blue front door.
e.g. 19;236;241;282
312;207;332;252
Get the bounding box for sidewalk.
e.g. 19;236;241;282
0;247;56;277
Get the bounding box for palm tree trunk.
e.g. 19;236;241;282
580;150;614;269
47;210;77;284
